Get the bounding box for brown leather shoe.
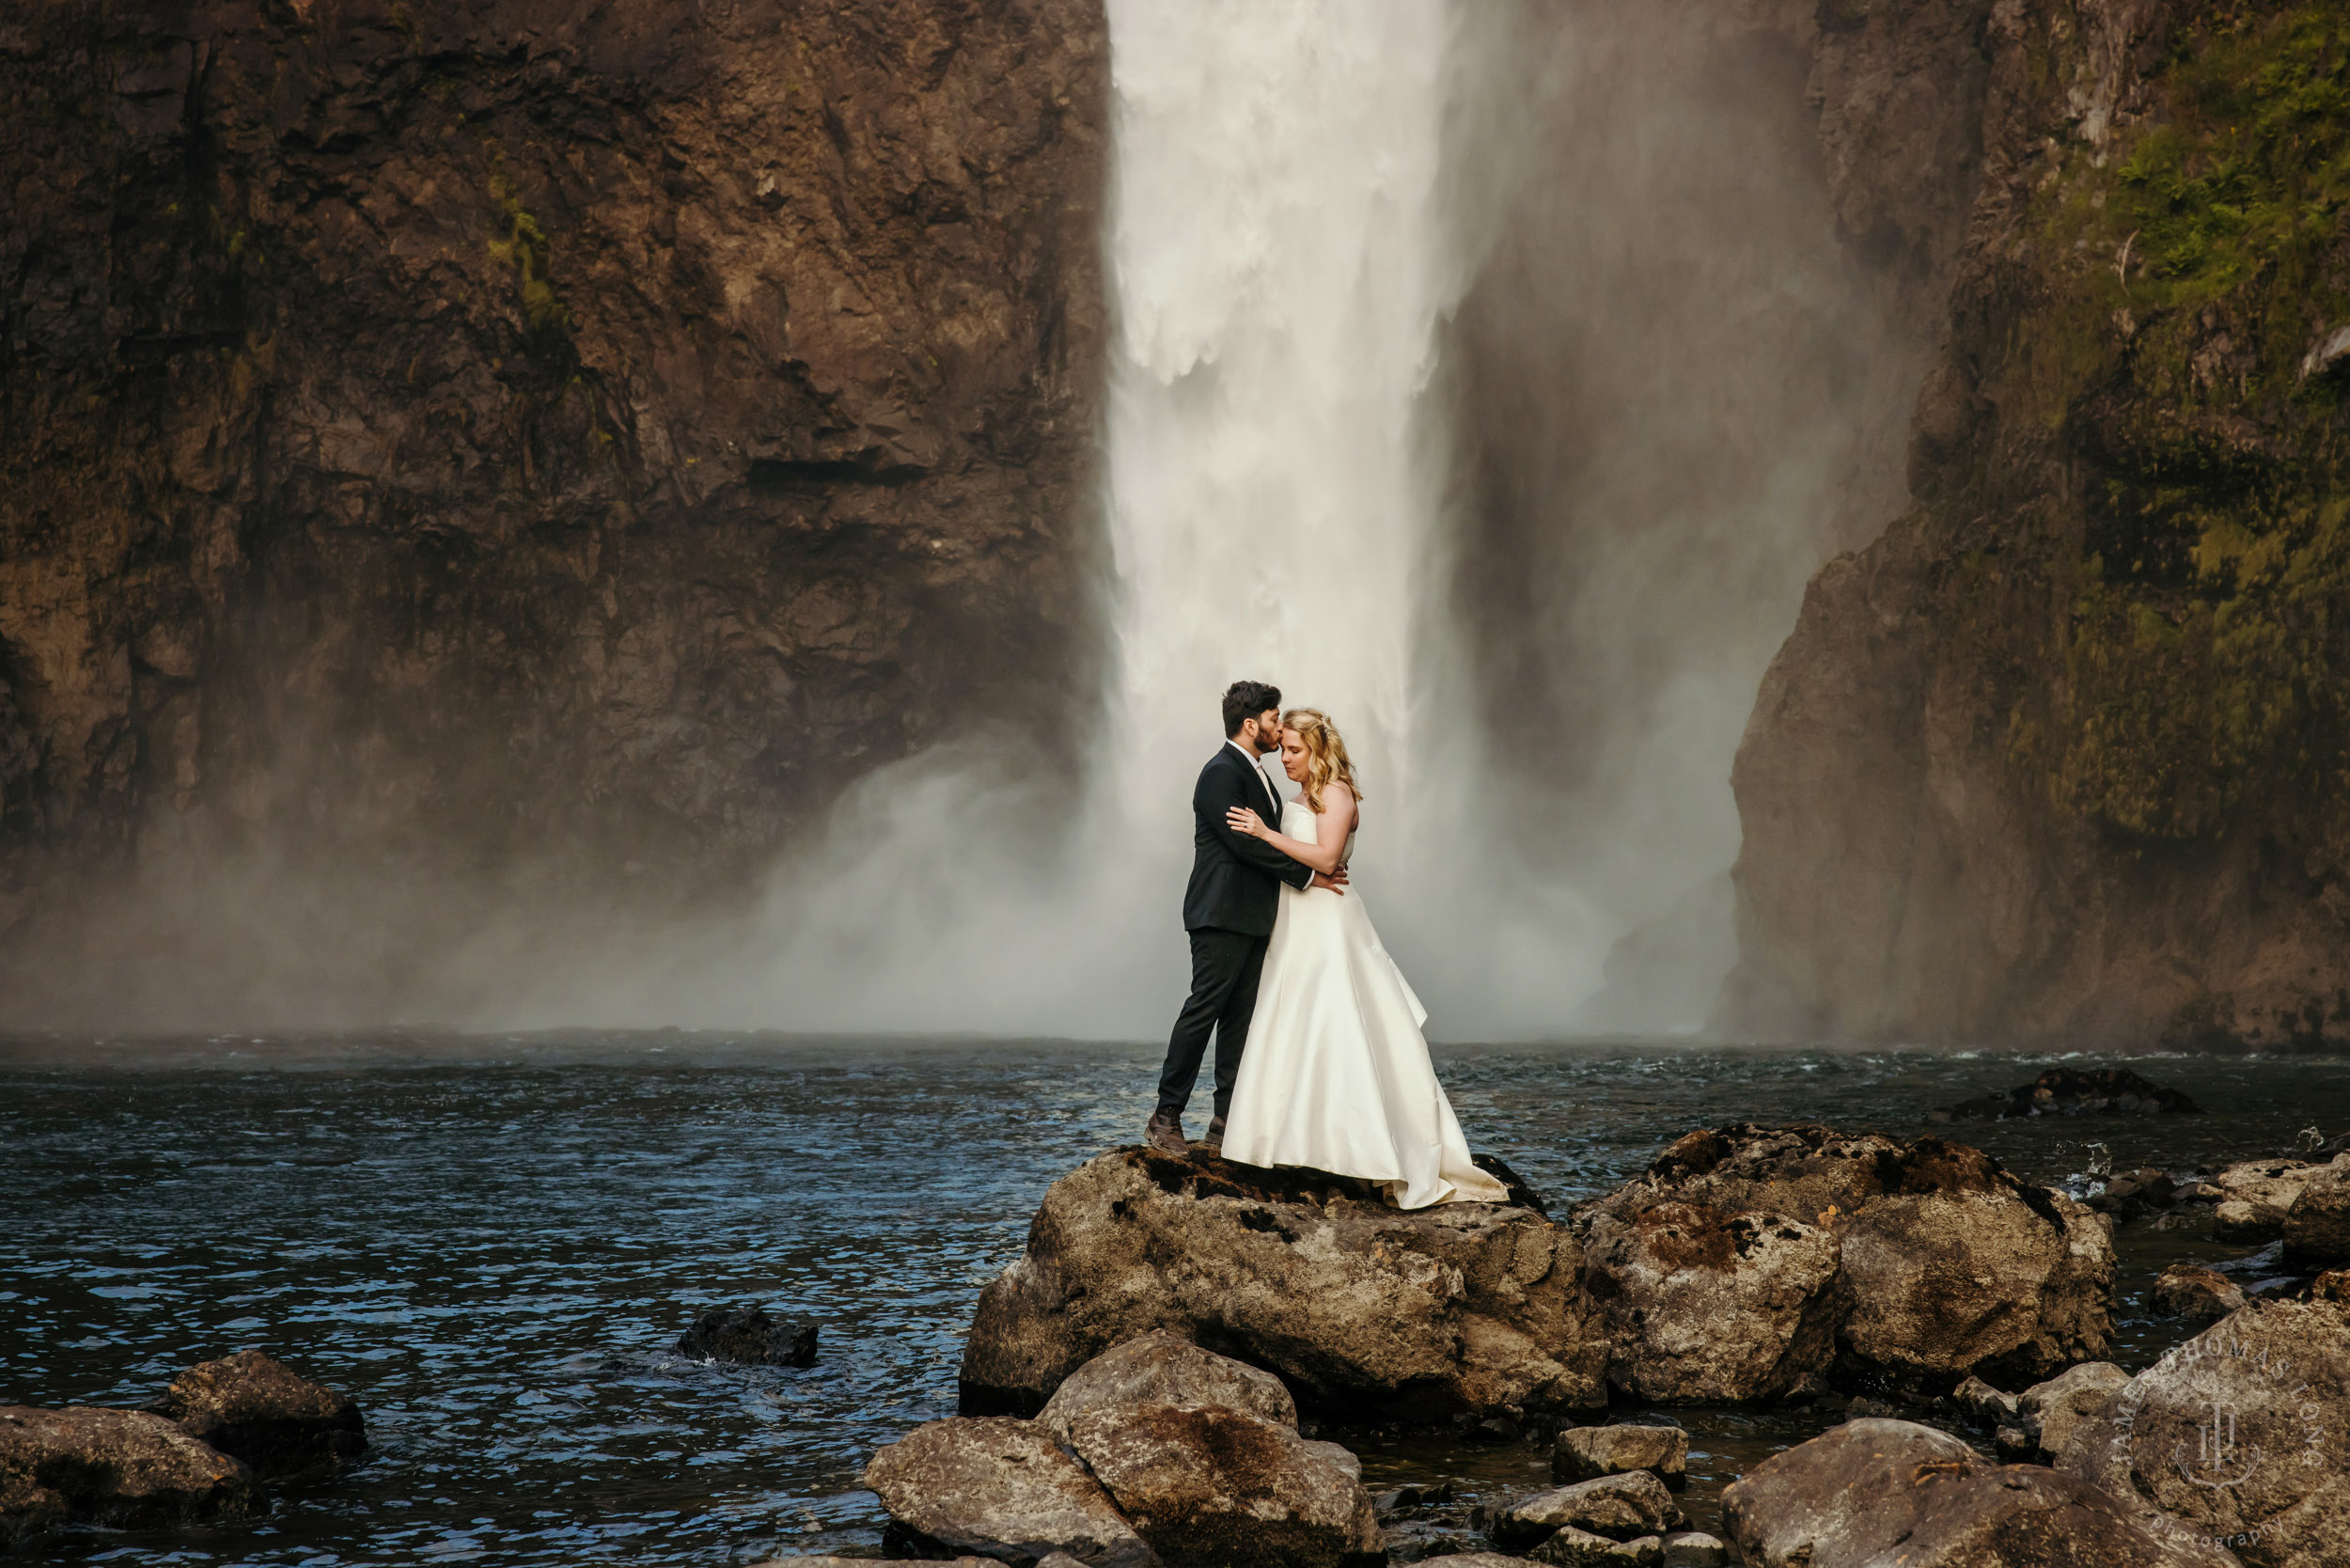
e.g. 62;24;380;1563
1145;1107;1189;1155
1199;1115;1227;1152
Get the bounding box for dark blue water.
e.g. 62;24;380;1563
5;1034;2347;1564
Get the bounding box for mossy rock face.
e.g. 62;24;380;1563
1731;2;2350;1046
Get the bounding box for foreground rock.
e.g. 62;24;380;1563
2281;1154;2350;1268
1944;1067;2201;1121
863;1416;1152;1568
1068;1402;1377;1568
2059;1298;2350;1568
159;1351;366;1482
961;1148;1604;1422
2013;1361;2129;1466
2149;1265;2246;1326
1551;1426;1686;1488
2204;1159;2326;1244
677;1306;820;1367
1573;1124;2113;1400
1038;1330;1295;1442
1492;1473;1685;1547
1722;1418;2234;1567
0;1406;264;1533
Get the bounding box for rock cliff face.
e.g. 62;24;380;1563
0;0;1104;1022
1731;0;2350;1046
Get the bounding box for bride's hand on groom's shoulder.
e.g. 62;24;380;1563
1225;806;1265;838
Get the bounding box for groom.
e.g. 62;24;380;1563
1146;680;1348;1155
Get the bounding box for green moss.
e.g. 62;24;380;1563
485;165;571;338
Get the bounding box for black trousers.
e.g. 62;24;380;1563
1156;926;1271;1122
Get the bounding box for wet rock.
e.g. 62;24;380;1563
1944;1068;2202;1121
2316;1269;2350;1303
1656;1533;1724;1568
1551;1425;1686;1488
2015;1362;2129;1465
0;1472;68;1551
2148;1265;2247;1326
1993;1422;2035;1462
2281;1154;2350;1268
1722;1419;2228;1568
1573;1124;2113;1399
751;1559;1000;1568
1065;1402;1377;1568
676;1306;819;1367
2207;1160;2322;1243
961;1148;1606;1423
0;1405;264;1532
2059;1297;2350;1568
861;1416;1153;1568
1527;1529;1660;1567
1950;1374;2019;1425
1841;1396;1903;1420
1038;1332;1294;1443
158;1350;366;1482
1412;1556;1537;1568
1492;1473;1684;1546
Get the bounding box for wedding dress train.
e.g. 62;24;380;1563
1221;798;1509;1209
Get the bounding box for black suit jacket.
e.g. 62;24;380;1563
1183;744;1313;934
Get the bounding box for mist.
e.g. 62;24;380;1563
1;0;1930;1042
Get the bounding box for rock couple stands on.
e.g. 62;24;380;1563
960;1125;2112;1422
0;1349;365;1551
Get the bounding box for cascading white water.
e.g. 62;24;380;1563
1099;0;1455;910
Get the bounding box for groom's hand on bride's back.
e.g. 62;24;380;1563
1311;869;1347;895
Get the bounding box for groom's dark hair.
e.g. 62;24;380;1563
1223;680;1283;737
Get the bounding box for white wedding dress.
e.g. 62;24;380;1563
1221;797;1510;1210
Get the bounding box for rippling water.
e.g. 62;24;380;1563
5;1034;2348;1563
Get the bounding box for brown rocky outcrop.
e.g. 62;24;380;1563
958;1148;1607;1424
1572;1124;2114;1399
159;1349;366;1481
862;1416;1153;1568
2059;1298;2350;1568
0;1405;265;1536
1727;0;2350;1045
1065;1403;1378;1568
2148;1264;2246;1326
1722;1418;2235;1568
0;0;1105;1026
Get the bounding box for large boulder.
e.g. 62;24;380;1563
0;1406;264;1534
1573;1125;2113;1399
1037;1331;1295;1442
1722;1419;2233;1568
2281;1155;2350;1268
2059;1299;2350;1568
961;1148;1605;1422
862;1416;1154;1568
159;1350;367;1482
1065;1402;1378;1568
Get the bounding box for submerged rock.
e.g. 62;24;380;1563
862;1416;1153;1568
1721;1418;2230;1568
2059;1297;2350;1568
960;1147;1606;1423
1551;1426;1686;1488
1572;1124;2113;1398
1943;1067;2202;1121
676;1305;819;1367
1037;1330;1294;1442
1066;1401;1378;1568
2148;1264;2247;1326
0;1405;264;1535
159;1350;366;1482
1527;1528;1660;1566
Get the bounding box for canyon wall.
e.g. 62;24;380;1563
0;0;1105;1023
1731;0;2350;1048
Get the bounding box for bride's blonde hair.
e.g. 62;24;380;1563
1281;708;1362;814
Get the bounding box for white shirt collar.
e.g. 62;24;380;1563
1226;739;1277;805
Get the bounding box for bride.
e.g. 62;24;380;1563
1219;709;1508;1209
